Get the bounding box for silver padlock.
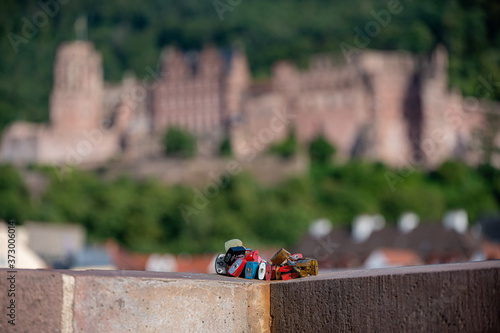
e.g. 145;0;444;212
258;261;267;280
215;253;227;275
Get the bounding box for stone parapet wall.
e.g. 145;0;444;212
1;261;498;332
0;269;270;332
271;261;500;332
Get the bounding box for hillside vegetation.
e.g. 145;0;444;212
2;157;499;253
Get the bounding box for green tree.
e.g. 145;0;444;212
219;136;232;157
163;127;196;158
430;160;498;220
269;129;297;159
0;165;30;222
473;105;500;166
379;183;446;223
8;157;500;253
309;136;336;164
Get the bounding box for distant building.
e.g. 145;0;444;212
364;248;423;269
0;41;494;168
0;221;46;269
23;221;86;268
293;222;484;269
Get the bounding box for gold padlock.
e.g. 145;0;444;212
293;259;318;276
275;265;282;280
271;248;291;265
293;267;309;277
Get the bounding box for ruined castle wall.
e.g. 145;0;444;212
231;92;288;159
294;67;370;160
153;47;227;136
36;126;120;166
155;78;224;135
1;41;491;168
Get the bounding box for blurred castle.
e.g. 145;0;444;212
0;41;489;168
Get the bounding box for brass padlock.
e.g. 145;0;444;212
293;259;318;276
275;265;282;280
295;267;308;277
271;248;291;265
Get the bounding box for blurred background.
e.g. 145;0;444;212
0;0;499;272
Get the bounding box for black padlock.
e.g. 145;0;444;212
224;246;246;265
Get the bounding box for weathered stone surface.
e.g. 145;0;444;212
270;261;500;332
0;269;270;333
71;271;270;333
0;269;63;332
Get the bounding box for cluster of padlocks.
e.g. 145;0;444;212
215;239;318;280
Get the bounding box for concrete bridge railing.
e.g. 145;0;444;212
1;260;499;332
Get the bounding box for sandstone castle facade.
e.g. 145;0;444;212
0;40;489;169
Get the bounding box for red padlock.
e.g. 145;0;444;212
228;258;247;277
279;265;292;273
271;265;276;280
245;250;259;262
291;253;303;260
265;263;272;281
281;272;300;281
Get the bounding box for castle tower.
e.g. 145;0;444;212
355;51;417;166
420;46;458;166
224;47;250;125
49;41;103;133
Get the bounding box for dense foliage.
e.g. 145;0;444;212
219;136;232;157
269;129;297;159
1;0;500;133
163;127;197;158
309;136;336;165
2;156;498;253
